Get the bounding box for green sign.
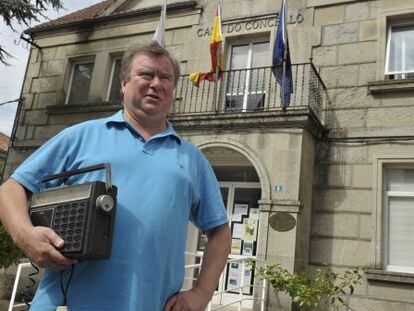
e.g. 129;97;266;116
274;185;283;192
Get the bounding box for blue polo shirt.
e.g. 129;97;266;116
11;110;228;311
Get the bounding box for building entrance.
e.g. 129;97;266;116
198;182;261;308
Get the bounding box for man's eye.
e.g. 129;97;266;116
160;75;172;81
140;73;153;79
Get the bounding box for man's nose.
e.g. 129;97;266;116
149;75;162;89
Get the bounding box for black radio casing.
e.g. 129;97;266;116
29;181;117;260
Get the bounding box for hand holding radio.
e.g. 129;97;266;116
17;225;78;269
28;163;117;260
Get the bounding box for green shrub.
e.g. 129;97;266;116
253;262;362;310
0;224;21;269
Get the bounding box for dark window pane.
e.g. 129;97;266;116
213;166;260;182
225;95;244;110
67;62;94;105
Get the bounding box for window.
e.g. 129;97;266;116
107;57;123;102
225;41;269;111
384;168;414;273
65;61;94;105
385;24;414;79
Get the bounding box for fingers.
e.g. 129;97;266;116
42;228;65;249
21;226;77;269
164;293;178;311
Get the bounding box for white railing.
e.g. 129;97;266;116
10;255;268;311
184;252;267;311
8;262;35;311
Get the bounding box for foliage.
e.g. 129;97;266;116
0;224;21;269
0;0;63;64
254;262;362;310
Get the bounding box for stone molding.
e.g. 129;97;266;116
368;79;414;95
366;269;414;285
171;108;326;139
260;199;302;213
196;139;272;202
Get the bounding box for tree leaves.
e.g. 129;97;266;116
0;0;63;64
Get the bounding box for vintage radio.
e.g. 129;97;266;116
29;163;117;260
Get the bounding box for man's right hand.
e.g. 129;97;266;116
0;179;77;270
17;226;77;269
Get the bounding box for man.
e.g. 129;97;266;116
0;42;231;310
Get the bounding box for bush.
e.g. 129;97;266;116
253;262;362;310
0;224;21;269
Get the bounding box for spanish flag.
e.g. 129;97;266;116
189;2;223;86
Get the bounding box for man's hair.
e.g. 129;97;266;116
120;41;180;86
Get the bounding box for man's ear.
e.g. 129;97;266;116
120;79;127;93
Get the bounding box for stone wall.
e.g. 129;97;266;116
309;0;414;309
4;0;414;310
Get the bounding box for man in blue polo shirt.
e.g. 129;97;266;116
0;42;231;310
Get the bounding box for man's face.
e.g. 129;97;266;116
121;53;175;122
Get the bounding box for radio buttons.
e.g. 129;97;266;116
96;195;114;212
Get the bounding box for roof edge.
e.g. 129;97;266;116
25;1;198;35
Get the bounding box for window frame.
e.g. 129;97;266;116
375;158;414;275
225;40;270;111
385;21;414;79
64;58;95;105
383;169;414;273
106;55;123;102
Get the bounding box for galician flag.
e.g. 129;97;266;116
152;0;166;46
189;1;223;86
273;0;293;109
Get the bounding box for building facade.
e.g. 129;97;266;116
0;133;10;182
3;0;414;309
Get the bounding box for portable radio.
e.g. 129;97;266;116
29;163;117;260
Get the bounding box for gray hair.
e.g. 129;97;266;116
120;41;180;86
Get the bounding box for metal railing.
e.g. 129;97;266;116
8;262;35;311
10;256;267;311
172;63;327;124
184;252;267;311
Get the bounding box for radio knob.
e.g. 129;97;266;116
96;195;114;212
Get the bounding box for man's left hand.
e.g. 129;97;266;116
164;287;211;311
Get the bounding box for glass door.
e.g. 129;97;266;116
225;42;270;111
207;182;261;307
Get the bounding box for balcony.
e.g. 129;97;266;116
170;63;328;138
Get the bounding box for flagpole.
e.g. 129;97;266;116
161;0;166;47
213;0;220;114
281;0;287;110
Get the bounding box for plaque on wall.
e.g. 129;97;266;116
269;212;296;232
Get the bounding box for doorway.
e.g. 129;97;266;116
197;182;261;308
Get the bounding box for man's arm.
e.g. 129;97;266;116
0;179;77;269
164;223;231;311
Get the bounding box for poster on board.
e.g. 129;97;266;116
231;238;242;255
242;218;258;242
232;204;248;222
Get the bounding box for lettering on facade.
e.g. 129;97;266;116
196;11;304;37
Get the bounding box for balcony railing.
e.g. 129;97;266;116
171;63;327;125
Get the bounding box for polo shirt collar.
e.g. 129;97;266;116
105;110;181;143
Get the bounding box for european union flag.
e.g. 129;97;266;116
272;0;293;109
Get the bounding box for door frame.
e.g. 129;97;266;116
213;181;262;307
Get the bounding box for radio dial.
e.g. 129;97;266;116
96;195;114;212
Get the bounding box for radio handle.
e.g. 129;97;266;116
41;163;113;192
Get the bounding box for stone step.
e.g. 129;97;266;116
210;306;251;311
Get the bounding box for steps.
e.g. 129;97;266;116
210;306;251;311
